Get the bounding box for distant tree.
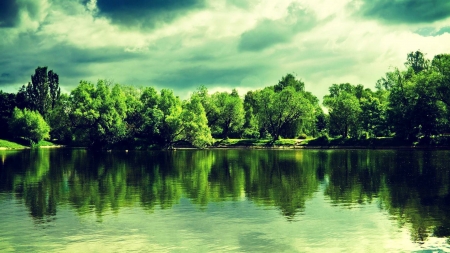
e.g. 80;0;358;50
242;91;260;138
8;107;50;144
405;50;429;74
180;95;213;148
157;89;183;148
47;94;72;143
323;87;361;138
255;86;312;141
194;86;220;130
274;73;305;92
211;89;245;138
0;91;17;138
18;66;60;118
432;54;450;108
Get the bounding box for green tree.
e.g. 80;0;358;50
157;89;183;148
69;80;127;148
432;54;450;108
180;96;213;148
47;94;72;143
17;66;60;118
255;86;312;141
0;91;17;138
194;86;220;128
405;50;429;74
323;85;362;138
274;73;305;92
242;91;260;138
8;107;50;144
211;89;245;138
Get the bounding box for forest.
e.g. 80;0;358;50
0;50;449;149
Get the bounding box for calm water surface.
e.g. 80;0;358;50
0;149;449;252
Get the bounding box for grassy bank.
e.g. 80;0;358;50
0;139;58;149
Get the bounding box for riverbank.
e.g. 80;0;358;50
0;139;61;150
2;137;450;150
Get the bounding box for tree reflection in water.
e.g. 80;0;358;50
0;149;449;244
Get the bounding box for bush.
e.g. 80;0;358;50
8;107;50;145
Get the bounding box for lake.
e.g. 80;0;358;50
0;149;449;252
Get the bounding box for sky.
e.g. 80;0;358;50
0;0;450;100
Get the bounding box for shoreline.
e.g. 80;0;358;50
2;144;450;151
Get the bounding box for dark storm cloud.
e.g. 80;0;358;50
238;6;316;52
93;0;205;28
239;19;292;52
0;0;20;27
360;0;450;24
0;0;47;28
0;33;144;90
151;64;270;92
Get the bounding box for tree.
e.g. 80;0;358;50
432;54;450;108
255;86;312;141
0;91;17;138
180;96;213;148
242;91;260;138
47;94;72;143
8;107;50;144
211;89;245;138
323;86;362;138
194;86;220;131
274;73;305;92
18;66;60;118
157;89;183;148
405;50;429;74
69;80;127;148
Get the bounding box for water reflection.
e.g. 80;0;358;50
0;149;449;245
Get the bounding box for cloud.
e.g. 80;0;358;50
359;0;450;24
238;5;316;52
414;26;450;37
0;0;49;28
0;0;19;27
92;0;206;29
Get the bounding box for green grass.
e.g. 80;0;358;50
213;138;301;147
36;140;57;147
0;139;26;149
0;138;58;149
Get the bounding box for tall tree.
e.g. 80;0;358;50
274;73;305;92
405;50;429;74
180;96;213;148
0;91;17;138
211;89;245;139
323;84;362;138
19;66;60;118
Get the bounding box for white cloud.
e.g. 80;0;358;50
1;0;449;102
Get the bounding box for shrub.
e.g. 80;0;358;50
8;107;50;145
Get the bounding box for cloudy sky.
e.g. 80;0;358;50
1;0;449;100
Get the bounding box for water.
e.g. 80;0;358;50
0;149;449;252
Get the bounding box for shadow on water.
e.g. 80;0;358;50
0;148;450;244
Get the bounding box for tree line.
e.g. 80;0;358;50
0;51;449;148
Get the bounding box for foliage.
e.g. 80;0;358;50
17;66;60;118
5;53;450;149
323;85;362;138
8;107;50;144
69;80;128;148
0;91;17;139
